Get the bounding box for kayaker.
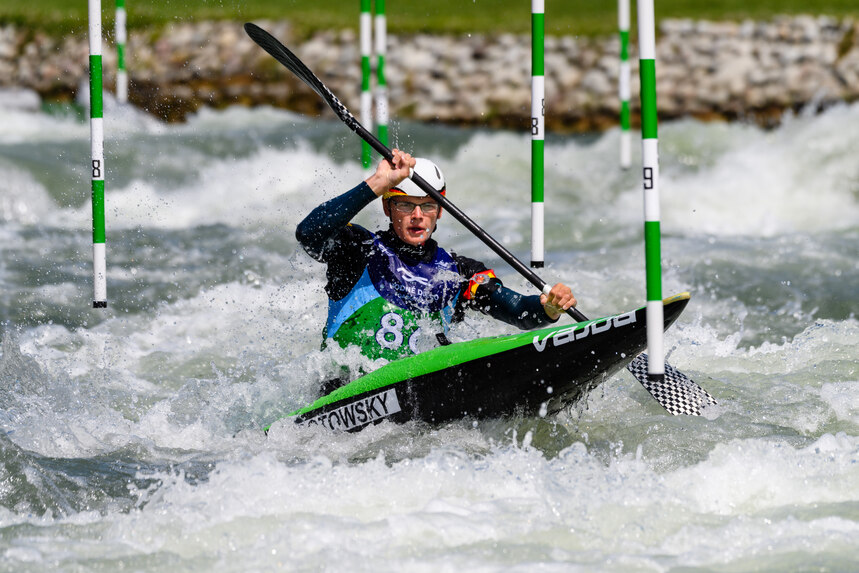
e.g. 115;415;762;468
296;149;577;392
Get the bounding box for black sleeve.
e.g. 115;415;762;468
451;253;559;330
451;254;491;282
295;182;378;261
295;182;377;300
484;286;559;330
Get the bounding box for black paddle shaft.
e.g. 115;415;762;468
243;23;587;323
408;169;588;323
243;22;718;416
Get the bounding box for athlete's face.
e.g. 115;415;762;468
384;196;442;246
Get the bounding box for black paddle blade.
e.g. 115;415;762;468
627;354;717;416
243;23;361;132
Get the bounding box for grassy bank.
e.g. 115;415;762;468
1;0;856;38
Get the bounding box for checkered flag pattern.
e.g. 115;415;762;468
627;354;717;416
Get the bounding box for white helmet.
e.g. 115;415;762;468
384;157;446;199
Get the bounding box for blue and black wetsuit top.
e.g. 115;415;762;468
296;181;559;362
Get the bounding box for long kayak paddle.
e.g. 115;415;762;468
243;22;716;416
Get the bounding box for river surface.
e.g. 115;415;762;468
1;91;858;571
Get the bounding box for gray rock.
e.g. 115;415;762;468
0;16;855;130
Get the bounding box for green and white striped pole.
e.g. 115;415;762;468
374;0;388;147
637;0;663;380
530;0;545;268
360;0;373;169
89;0;107;308
115;0;127;103
618;0;631;169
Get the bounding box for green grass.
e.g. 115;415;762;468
1;0;856;38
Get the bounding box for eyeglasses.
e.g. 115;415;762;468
389;198;440;215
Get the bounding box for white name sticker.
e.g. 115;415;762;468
300;388;402;431
531;310;637;353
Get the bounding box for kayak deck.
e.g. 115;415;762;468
268;293;691;432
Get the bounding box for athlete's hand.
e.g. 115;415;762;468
367;149;416;197
540;283;577;320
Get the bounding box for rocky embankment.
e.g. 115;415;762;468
1;15;857;130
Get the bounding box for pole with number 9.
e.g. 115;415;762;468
637;0;663;382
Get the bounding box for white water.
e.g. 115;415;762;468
1;93;858;571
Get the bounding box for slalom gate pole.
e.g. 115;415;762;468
618;0;631;169
360;0;373;169
374;0;388;147
115;0;127;103
530;0;545;268
637;0;663;380
89;0;107;308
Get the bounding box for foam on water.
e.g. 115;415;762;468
1;97;858;571
0;106;87;145
0;163;57;224
656;105;859;236
12;430;847;571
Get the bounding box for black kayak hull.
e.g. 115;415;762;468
274;293;691;432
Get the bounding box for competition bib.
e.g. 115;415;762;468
324;236;462;360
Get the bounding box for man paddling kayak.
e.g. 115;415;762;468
296;150;577;392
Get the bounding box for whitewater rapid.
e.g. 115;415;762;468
1;93;857;571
